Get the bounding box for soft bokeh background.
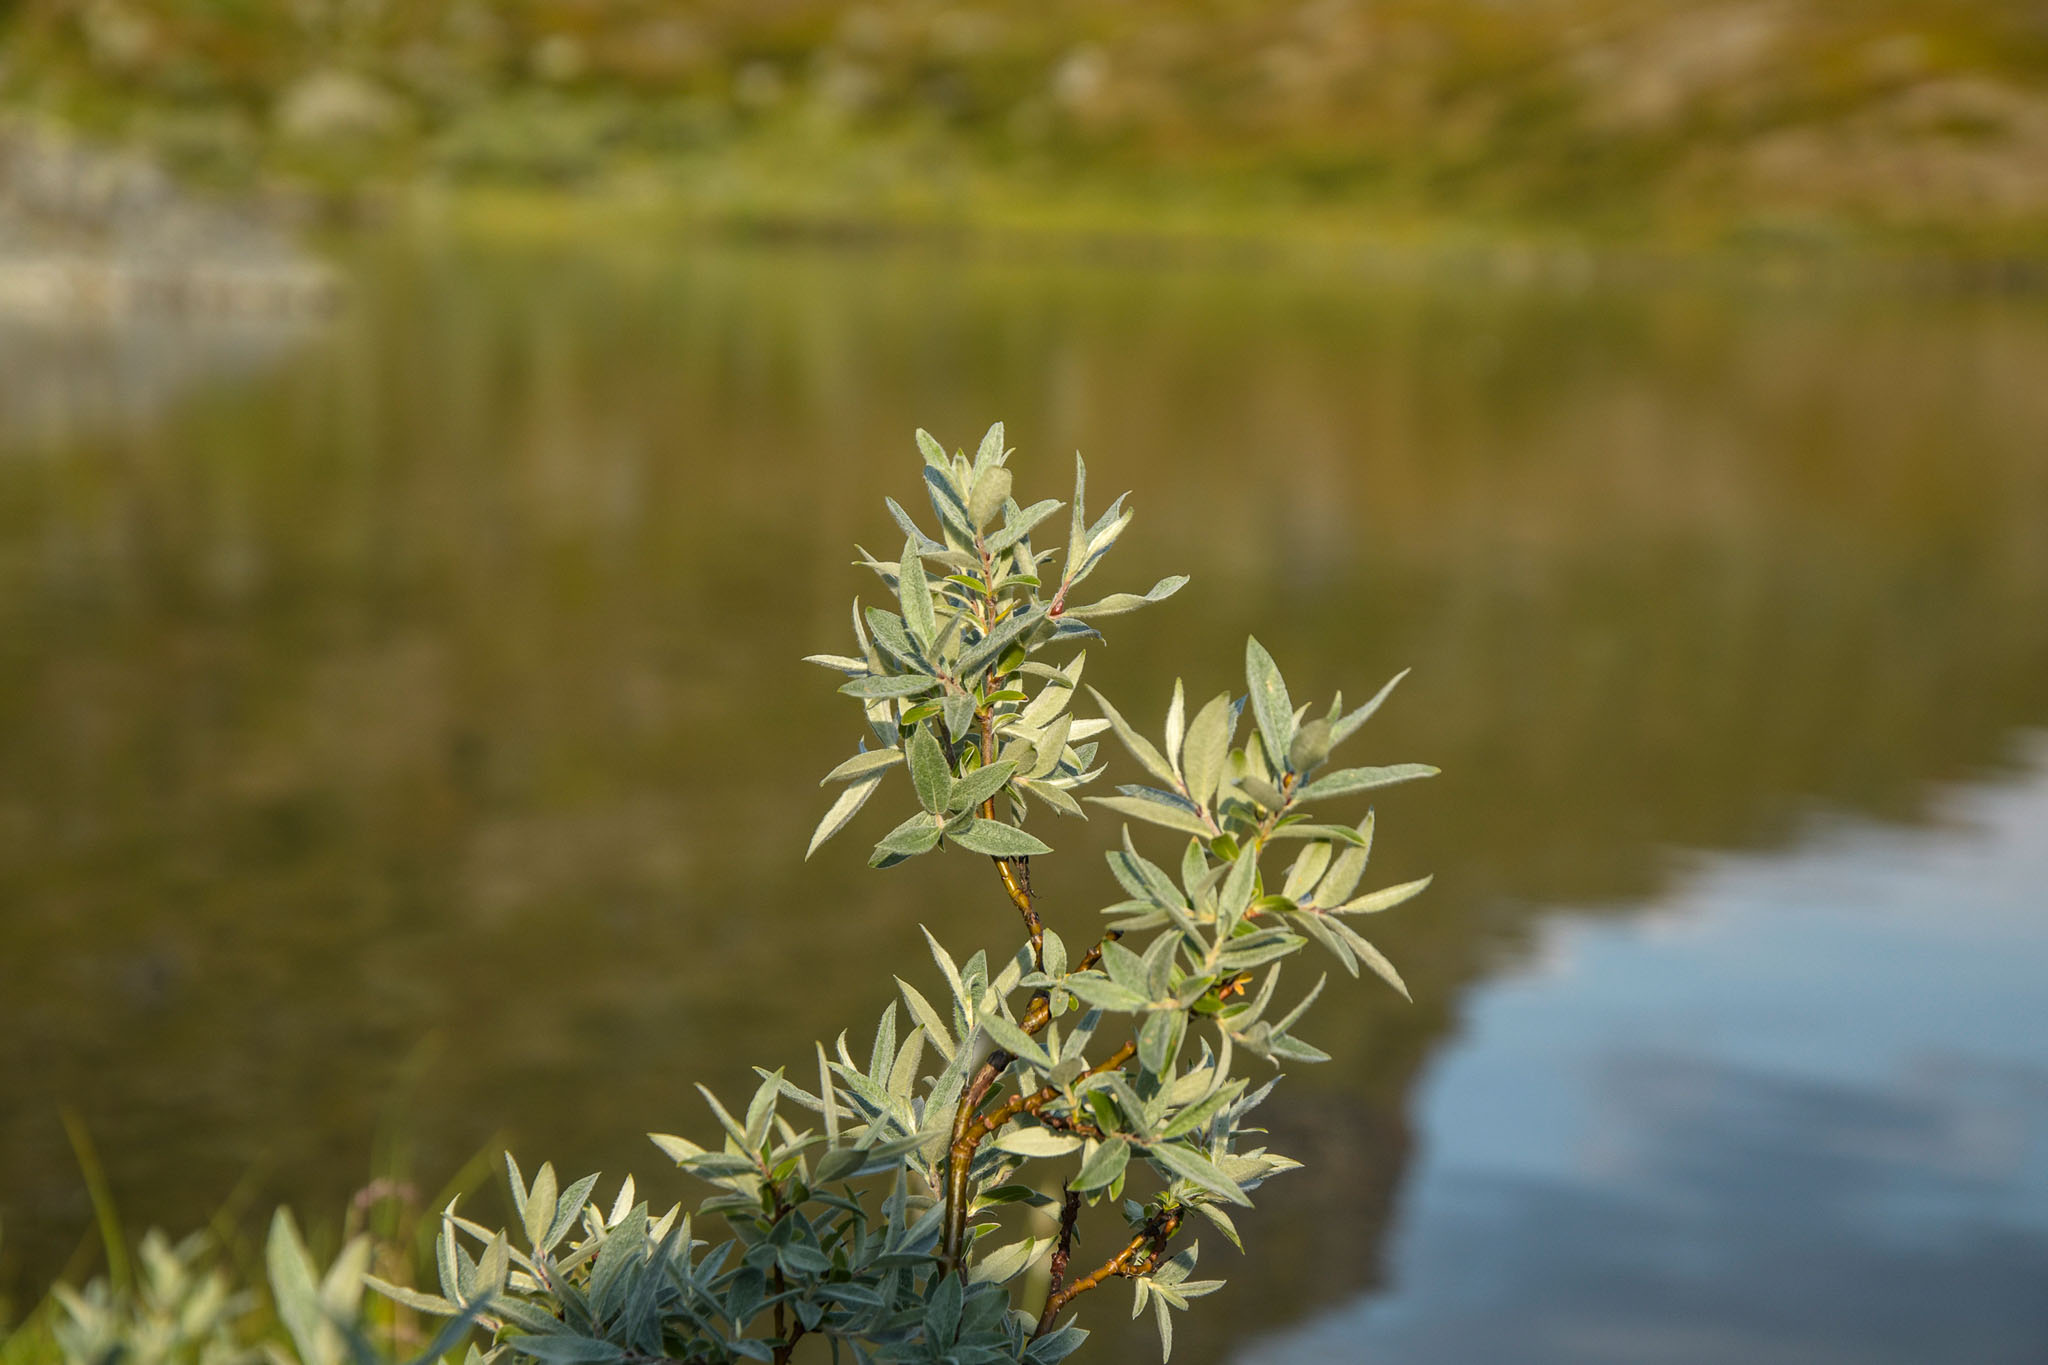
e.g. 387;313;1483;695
3;4;2047;1363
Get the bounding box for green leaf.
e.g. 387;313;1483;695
506;1336;624;1365
898;539;935;646
1137;1009;1187;1077
969;467;1013;530
941;689;977;743
957;604;1042;679
1244;638;1295;774
806;768;887;859
1147;1143;1251;1206
1088;795;1212;838
1331;668;1410;747
1087;688;1177;786
1180;693;1234;809
1332;874;1433;917
1063;974;1150;1013
907;725;953;813
1070;1139;1130;1192
1287;717;1333;774
874;812;943;856
915;429;949;472
1294;763;1439;802
948;818;1052;857
974;420;1007;474
820;747;905;785
993;1127;1083;1159
948;761;1019;813
969;1235;1048;1287
986;499;1062;555
978;1010;1052;1068
522;1163;557;1251
840;673;939;699
1062;575;1190;620
1061;454;1089;587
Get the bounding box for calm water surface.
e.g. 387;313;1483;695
3;237;2046;1360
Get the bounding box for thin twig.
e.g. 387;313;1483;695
1037;1187;1084;1334
1034;1208;1183;1335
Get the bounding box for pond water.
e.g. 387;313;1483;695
3;236;2046;1361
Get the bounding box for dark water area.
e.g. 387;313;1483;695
2;237;2046;1360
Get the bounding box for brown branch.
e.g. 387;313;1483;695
1034;1208;1183;1335
944;1042;1136;1268
1037;1187;1084;1334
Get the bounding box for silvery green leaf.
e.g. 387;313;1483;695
898;540;936;646
948;819;1052;857
820;747;904;785
1332;873;1432;919
1137;1009;1186;1078
957;603;1042;678
1281;842;1332;902
1164;680;1187;772
916;428;949;471
1019;778;1085;817
1146;1143;1251;1206
1311;812;1374;905
1292;911;1356;975
1267;821;1368;844
1191;1202;1243;1251
364;1276;457;1316
907;725;952;813
1063;974;1149;1013
802;653;869;673
968;1235;1047;1287
1030;714;1074;778
993;1127;1082;1159
1288;717;1333;774
969;466;1013;530
922;926;970;1014
896;979;957;1062
985;499;1062;554
1088;794;1212;838
1061;455;1089;587
1160;1081;1244;1141
947;760;1018;813
744;1071;781;1149
1070;1138;1130;1192
1087;687;1177;785
924;466;976;543
974;421;1006;472
522;1164;557;1250
863;607;925;668
977;1011;1052;1068
1266;1032;1332;1064
1061;575;1189;620
1244;638;1295;774
942;689;976;743
1294;763;1439;802
1329;919;1411;999
840;673;938;699
806;768;887;859
506;1336;624;1365
874;812;942;857
885;497;944;554
1331;668;1410;747
1180;693;1234;809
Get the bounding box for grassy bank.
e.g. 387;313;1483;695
4;0;2048;258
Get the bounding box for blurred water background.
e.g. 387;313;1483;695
4;3;2048;1363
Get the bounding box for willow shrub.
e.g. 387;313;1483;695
31;425;1435;1365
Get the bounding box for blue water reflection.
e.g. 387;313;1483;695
1240;736;2048;1364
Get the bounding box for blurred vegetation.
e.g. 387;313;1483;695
4;0;2048;253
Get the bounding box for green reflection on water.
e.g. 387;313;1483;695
3;239;2046;1358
